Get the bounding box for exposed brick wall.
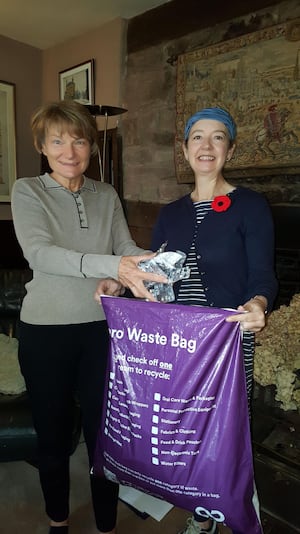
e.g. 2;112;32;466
122;0;300;212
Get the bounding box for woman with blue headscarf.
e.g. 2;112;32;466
151;107;278;534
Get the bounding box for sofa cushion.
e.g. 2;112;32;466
0;334;26;395
0;269;32;315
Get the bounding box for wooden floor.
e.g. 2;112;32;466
260;511;299;534
0;438;299;534
1;392;299;534
116;504;298;534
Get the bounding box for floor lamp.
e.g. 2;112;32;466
85;105;127;182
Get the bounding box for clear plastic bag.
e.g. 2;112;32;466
138;242;190;302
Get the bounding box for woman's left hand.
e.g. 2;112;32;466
226;296;267;333
94;278;125;304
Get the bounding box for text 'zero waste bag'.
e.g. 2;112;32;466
93;296;262;534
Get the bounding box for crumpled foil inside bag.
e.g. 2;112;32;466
138;243;190;302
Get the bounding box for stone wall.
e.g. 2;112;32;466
122;0;300;212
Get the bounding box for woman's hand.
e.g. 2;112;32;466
94;278;125;304
118;253;168;302
226;296;268;333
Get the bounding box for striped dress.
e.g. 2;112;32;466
177;200;255;405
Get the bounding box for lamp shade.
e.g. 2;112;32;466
85;104;127;116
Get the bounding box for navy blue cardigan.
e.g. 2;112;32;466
151;187;278;312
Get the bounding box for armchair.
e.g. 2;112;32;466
0;266;81;464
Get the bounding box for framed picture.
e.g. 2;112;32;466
175;20;300;182
0;81;17;202
59;59;95;105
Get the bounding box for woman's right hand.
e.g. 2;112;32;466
118;253;168;301
94;278;125;304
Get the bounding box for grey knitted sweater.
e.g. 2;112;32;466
11;173;145;325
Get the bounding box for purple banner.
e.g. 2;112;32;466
93;296;262;534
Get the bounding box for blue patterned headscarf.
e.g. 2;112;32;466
184;107;237;142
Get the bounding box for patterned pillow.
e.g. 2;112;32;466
0;334;26;395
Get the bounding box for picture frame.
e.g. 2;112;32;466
59;59;95;105
0;81;17;202
175;21;300;182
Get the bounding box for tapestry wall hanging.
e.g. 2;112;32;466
175;20;300;182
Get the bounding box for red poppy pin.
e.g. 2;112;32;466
211;195;231;213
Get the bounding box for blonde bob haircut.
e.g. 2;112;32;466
31;100;99;157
